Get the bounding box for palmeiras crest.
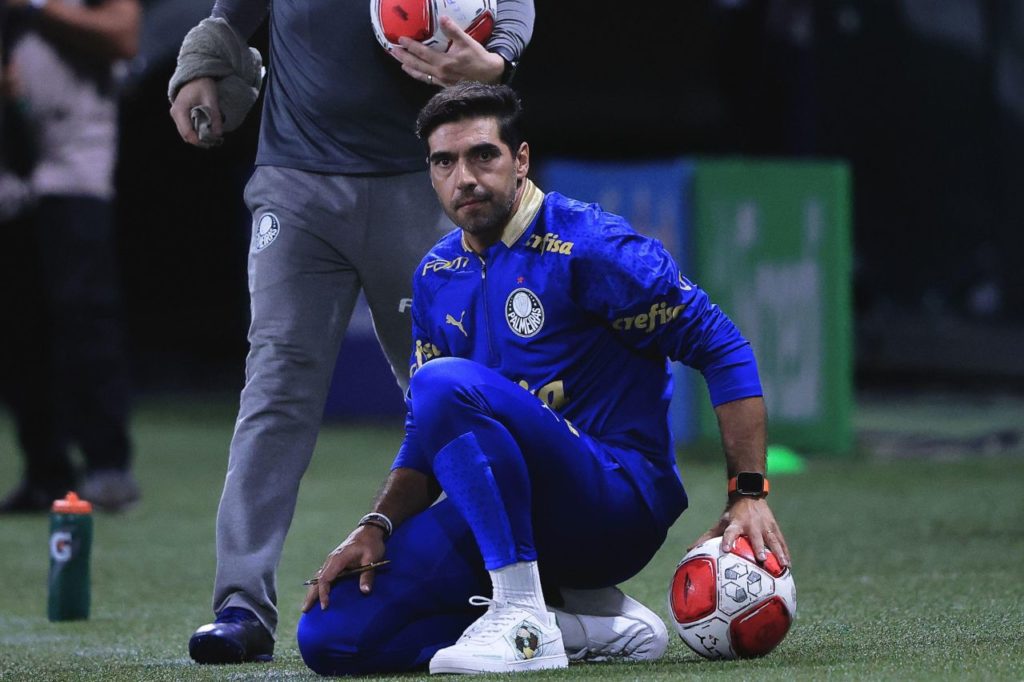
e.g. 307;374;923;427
505;288;544;337
254;213;280;252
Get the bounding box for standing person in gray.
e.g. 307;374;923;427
167;0;535;665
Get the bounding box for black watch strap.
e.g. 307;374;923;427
500;56;519;84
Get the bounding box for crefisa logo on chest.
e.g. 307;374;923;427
505;288;544;337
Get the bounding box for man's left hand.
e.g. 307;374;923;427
691;497;791;567
393;15;504;87
301;525;386;613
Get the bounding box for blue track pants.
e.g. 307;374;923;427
298;358;671;675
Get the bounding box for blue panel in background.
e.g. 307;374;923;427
538;159;698;445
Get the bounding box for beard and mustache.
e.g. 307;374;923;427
450;185;516;237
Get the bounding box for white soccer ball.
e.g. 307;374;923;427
370;0;495;54
667;536;796;660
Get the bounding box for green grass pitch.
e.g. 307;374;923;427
1;397;1022;681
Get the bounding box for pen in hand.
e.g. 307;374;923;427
304;560;391;586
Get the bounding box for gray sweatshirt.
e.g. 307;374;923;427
212;0;534;174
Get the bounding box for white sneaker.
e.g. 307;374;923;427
550;586;669;662
429;596;569;674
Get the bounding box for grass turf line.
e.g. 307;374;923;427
0;400;1022;681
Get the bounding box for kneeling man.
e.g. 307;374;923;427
297;82;790;676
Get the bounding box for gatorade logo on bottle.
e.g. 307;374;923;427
50;531;72;562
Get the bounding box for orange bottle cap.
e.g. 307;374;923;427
51;491;93;514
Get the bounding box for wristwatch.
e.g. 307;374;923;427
728;472;770;498
499;56;518;84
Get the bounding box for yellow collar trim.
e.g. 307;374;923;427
502;179;544;247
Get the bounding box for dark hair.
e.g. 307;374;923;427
416;82;523;153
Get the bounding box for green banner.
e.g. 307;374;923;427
693;160;853;454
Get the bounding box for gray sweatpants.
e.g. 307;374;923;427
212;166;451;634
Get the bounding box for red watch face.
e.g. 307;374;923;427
736;472;765;495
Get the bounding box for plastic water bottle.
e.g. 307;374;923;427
48;492;93;621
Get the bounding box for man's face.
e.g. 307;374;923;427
427;116;529;244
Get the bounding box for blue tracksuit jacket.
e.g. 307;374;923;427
393;182;763;528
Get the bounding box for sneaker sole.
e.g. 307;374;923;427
429;653;568;674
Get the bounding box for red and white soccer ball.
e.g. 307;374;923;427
668;536;796;660
371;0;495;53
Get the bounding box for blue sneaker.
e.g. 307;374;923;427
189;607;274;664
